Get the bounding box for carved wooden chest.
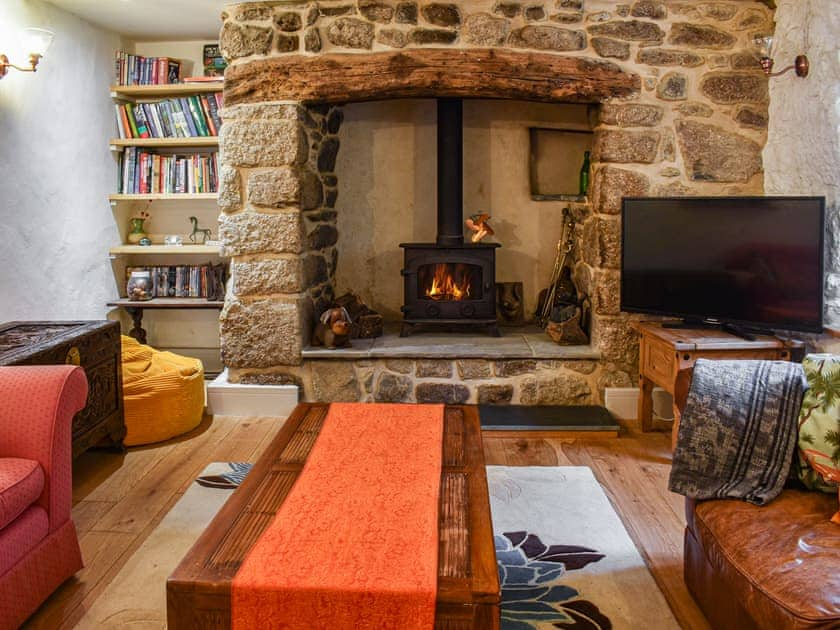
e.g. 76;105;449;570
0;320;126;458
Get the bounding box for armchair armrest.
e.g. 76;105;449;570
0;365;88;531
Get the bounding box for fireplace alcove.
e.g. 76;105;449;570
325;96;597;349
217;6;691;404
219;47;641;401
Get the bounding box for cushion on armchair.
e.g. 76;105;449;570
0;458;44;531
796;354;840;524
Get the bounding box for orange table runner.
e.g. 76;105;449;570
232;403;445;629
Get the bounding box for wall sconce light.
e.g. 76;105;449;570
752;34;809;78
0;28;55;80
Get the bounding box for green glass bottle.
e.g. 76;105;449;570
579;150;591;196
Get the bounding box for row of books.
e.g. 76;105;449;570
114;93;223;139
126;266;223;298
119;148;219;195
115;51;181;86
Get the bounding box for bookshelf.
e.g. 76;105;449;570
109;244;221;255
109;137;219;150
107;74;226;370
110;82;223;100
109;192;218;202
108;298;225;309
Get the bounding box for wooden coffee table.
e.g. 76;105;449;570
167;403;500;629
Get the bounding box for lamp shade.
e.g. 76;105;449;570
752;33;774;58
22;27;54;57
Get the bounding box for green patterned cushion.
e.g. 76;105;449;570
797;354;840;493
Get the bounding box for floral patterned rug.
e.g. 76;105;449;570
488;466;679;630
79;464;678;629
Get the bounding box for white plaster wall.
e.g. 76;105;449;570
335;99;591;320
764;0;840;326
0;0;123;321
0;9;222;368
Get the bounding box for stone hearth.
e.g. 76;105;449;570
217;0;773;405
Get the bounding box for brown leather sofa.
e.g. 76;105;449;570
685;489;840;629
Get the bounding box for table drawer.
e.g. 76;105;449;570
644;337;676;387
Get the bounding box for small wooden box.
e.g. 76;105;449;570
0;320;126;458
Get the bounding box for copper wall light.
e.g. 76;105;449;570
752;34;809;78
0;28;55;80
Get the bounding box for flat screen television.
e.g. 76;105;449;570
621;196;825;334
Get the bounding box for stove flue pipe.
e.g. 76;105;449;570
436;98;464;247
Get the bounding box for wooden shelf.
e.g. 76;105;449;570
108;298;224;309
109;193;217;202
110;83;223;99
109;244;222;255
531;194;588;203
110;137;218;149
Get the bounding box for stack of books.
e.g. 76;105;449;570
114;94;223;139
119;149;219;195
115;51;181;86
126;265;223;298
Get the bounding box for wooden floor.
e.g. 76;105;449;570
25;413;710;630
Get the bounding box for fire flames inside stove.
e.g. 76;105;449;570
419;263;482;301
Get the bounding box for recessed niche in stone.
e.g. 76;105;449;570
335;99;594;321
528;127;594;201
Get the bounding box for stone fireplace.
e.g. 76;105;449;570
217;0;772;404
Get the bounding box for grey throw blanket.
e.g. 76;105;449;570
668;359;807;506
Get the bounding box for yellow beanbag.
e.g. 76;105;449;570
121;335;205;446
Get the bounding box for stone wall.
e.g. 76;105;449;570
219;102;343;367
239;357;609;404
219;0;774;402
764;0;840;328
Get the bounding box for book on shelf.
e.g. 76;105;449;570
203;43;226;77
114;93;223;139
115;51;181;86
125;265;225;299
119;148;219;194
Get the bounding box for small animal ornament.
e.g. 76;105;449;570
465;213;494;243
189;216;212;244
312;307;353;349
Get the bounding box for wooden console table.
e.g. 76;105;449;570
635;322;798;447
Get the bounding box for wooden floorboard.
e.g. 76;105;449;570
22;414;287;630
24;414;709;630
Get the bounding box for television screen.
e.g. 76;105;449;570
621;196;824;333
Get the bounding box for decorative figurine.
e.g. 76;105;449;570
465;213;494;243
127;210;150;244
312;307;352;349
189;216;212;244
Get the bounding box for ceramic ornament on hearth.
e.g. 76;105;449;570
311;307;352;349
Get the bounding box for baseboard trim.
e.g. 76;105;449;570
206;369;299;417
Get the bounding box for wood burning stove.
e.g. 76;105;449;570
400;98;501;337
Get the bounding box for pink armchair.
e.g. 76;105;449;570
0;366;87;629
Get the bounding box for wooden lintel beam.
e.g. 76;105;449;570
224;48;641;106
